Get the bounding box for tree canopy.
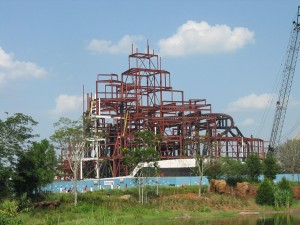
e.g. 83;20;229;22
263;151;281;180
14;139;57;197
245;153;262;182
123;130;161;176
0;113;38;167
277;139;300;180
50;117;86;206
0;113;38;199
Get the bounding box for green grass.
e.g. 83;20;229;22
17;205;237;225
14;185;300;225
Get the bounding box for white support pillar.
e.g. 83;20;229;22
96;161;99;179
80;160;83;180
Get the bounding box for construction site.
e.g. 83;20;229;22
60;6;300;179
59;44;271;180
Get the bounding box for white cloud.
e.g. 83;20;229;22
0;47;46;85
159;20;254;57
87;35;145;54
50;95;83;116
227;93;273;112
240;118;255;126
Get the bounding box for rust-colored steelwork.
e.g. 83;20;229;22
63;45;266;179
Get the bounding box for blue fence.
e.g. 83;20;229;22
45;176;208;193
44;174;300;193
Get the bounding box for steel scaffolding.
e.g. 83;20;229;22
62;45;267;179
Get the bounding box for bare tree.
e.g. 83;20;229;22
278;139;300;181
194;157;209;196
50;117;86;206
191;138;212;196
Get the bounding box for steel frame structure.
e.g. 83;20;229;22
62;46;266;179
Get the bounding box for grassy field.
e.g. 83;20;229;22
12;185;300;225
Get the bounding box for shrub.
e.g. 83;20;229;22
277;177;291;191
226;176;245;187
0;199;22;225
274;177;294;208
0;200;18;217
274;189;293;208
256;179;274;205
18;193;33;213
0;214;23;225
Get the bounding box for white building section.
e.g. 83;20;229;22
129;158;198;177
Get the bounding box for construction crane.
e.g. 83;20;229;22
269;6;300;152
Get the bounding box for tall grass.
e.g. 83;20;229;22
15;185;300;225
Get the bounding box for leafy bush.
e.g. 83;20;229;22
58;193;74;203
0;199;18;217
0;199;22;225
256;179;274;205
274;189;293;208
18;193;33;213
274;177;294;208
226;176;246;187
277;177;291;190
0;214;23;225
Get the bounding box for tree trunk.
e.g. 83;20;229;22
74;169;78;206
138;177;141;203
156;175;159;196
141;184;144;205
141;176;144;205
198;175;203;196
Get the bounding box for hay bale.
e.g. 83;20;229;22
215;180;226;194
236;182;250;197
293;186;300;199
209;179;216;192
119;195;131;200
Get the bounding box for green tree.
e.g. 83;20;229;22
245;153;262;182
256;178;274;205
263;151;280;180
0;164;13;200
0;113;38;199
123;130;161;173
0;113;38;165
221;157;247;186
50;117;86;206
123;130;161;204
14;139;57;197
277;139;300;181
205;158;223;180
277;177;291;190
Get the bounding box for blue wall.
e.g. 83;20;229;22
45;176;209;193
44;174;300;193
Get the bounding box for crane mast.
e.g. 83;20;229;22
269;6;300;152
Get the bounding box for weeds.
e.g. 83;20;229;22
0;199;18;217
13;185;300;225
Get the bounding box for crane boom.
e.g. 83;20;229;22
269;6;300;152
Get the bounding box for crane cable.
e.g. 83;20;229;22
256;13;299;140
256;55;284;137
281;117;300;141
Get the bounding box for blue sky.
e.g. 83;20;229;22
1;0;300;144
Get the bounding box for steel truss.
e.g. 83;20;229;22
62;46;266;179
